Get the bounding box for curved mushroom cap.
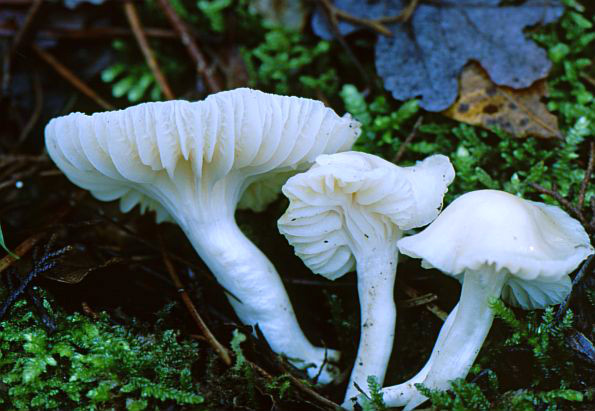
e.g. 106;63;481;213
45;88;360;220
398;189;593;308
278;152;454;280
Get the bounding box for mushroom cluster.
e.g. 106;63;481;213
44;88;594;409
45;88;360;382
278;151;454;408
382;189;593;410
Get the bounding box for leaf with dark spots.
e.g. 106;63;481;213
312;0;564;111
443;62;562;139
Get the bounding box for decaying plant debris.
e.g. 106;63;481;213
0;0;594;410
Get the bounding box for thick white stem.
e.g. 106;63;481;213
402;268;507;411
342;249;397;409
380;303;459;407
184;217;339;383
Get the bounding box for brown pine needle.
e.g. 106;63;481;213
155;0;221;93
160;246;232;366
123;1;175;100
32;44;113;110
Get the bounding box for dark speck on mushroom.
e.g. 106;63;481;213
364;234;369;239
324;240;328;243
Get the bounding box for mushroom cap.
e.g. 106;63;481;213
278;152;454;280
45;88;360;220
398;189;593;308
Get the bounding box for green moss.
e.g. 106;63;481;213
0;295;203;411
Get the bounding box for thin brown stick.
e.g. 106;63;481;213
377;0;419;24
393;116;423;163
401;283;448;321
318;0;392;36
0;191;85;274
123;1;175;100
0;27;177;40
155;0;221;93
17;70;43;145
276;357;344;411
581;73;595;88
1;0;43;96
530;182;587;226
32;44;113;109
316;1;370;85
400;292;438;308
578;142;594;209
555;254;595;321
161;245;232;366
0;232;44;273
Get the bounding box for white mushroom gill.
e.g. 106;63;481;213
385;189;593;410
278;152;454;408
44;88;361;383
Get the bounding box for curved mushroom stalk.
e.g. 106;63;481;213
185;216;340;381
379;303;459;408
402;269;506;410
45;89;360;384
342;250;398;409
390;189;594;411
279;152;455;407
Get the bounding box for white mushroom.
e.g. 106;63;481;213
383;189;593;410
44;88;361;382
278;152;454;408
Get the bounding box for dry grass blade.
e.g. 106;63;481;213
32;44;113;109
401;283;448;321
155;0;221;93
123;1;175;100
578;142;594;208
160;244;232;366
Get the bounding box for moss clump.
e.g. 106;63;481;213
0;294;203;411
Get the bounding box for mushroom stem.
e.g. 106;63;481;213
185;217;339;382
343;249;398;409
402;268;507;411
380;303;459;407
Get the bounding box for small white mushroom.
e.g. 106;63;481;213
45;88;361;383
383;189;594;410
278;152;454;408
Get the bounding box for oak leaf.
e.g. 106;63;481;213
443;63;562;139
312;0;564;111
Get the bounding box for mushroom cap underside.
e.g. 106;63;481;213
279;152;454;280
45;88;361;218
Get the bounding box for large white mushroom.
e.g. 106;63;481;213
44;88;361;382
384;189;594;410
278;152;454;408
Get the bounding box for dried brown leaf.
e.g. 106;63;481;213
443;63;562;139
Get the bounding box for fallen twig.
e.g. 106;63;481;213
161;244;232;366
1;0;43;97
578;142;594;209
32;44;113;109
123;1;175;100
401;283;448;321
0;191;85;274
317;0;392;36
17;70;43;145
555;254;595;322
393;116;423;164
378;0;419;24
155;0;221;93
316;0;370;85
276;356;345;411
530;182;587;227
0;26;177;40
